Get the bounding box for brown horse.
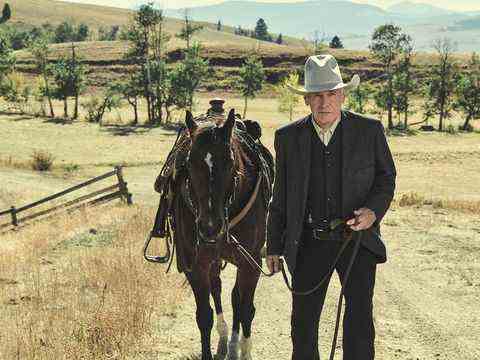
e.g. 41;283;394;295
171;109;270;360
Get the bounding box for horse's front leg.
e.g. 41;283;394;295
210;261;228;360
237;264;261;360
186;267;214;360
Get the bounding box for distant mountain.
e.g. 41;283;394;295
450;15;480;30
386;1;456;17
166;0;480;51
166;0;390;39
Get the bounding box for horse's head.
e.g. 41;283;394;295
185;109;237;245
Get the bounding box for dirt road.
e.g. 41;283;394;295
1;168;479;360
135;206;480;360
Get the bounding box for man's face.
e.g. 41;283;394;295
304;88;345;126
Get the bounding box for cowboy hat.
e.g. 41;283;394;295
287;54;360;95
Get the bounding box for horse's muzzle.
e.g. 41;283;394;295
198;222;227;245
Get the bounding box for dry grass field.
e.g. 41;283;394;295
0;94;479;359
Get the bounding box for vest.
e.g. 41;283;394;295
305;119;343;226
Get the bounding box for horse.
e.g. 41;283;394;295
171;109;272;360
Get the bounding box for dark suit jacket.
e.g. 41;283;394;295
266;110;396;273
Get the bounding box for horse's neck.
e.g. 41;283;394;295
232;148;256;210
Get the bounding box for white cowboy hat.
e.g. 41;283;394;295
287;54;360;95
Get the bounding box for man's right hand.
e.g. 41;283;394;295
266;255;282;274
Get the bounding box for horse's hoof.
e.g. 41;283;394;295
239;336;252;360
216;336;228;360
227;342;239;360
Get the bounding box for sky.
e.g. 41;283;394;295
59;0;480;12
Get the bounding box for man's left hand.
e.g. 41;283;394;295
346;208;376;231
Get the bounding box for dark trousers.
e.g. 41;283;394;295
291;229;377;360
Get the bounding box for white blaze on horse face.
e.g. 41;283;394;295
205;152;214;212
205;152;214;174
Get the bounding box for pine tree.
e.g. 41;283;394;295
217;20;222;31
0;3;11;24
329;35;343;49
254;18;269;41
276;33;283;45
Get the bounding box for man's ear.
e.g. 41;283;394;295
339;89;346;104
304;95;309;106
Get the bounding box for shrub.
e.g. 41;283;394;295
445;124;458;135
398;191;424;207
459;123;474;132
31;150;54;171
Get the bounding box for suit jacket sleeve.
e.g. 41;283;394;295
266;130;287;255
364;121;396;224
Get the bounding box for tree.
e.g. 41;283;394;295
369;24;411;129
54;21;75;43
27;34;55;117
75;23;89;42
423;38;457;131
372;84;388;121
0;3;11;24
392;40;415;129
217;20;222;31
454;52;480;131
276;33;283;45
169;42;209;112
329;35;344;49
51;60;72;118
0;29;15;83
69;43;87;119
50;47;87;119
125;3;166;125
82;90;122;124
254;18;269;41
346;83;372;114
176;9;203;50
277;72;302;121
238;54;265;118
0;72;33;114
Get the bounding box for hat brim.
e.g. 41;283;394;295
286;74;360;95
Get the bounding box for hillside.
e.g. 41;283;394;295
5;0;475;92
3;0;305;48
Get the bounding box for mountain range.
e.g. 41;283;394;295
164;0;480;51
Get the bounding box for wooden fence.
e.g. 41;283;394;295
0;166;132;232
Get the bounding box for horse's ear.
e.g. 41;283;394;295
223;109;235;142
185;110;197;135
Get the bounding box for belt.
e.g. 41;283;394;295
304;218;350;242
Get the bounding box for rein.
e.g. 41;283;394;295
228;227;365;360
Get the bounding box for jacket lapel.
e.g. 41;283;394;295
296;115;312;213
341;110;359;215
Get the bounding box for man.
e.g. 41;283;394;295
266;54;396;360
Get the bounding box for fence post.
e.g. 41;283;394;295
115;166;133;205
10;206;18;227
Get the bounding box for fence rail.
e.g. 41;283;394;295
0;166;132;232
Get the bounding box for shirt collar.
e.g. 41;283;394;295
310;115;341;135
